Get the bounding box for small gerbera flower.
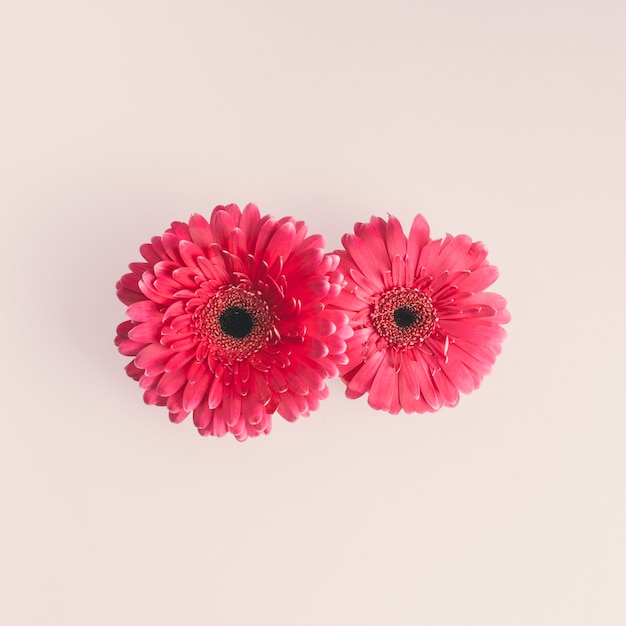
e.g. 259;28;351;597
331;214;510;413
115;203;351;441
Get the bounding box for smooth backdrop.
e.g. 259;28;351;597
1;1;624;625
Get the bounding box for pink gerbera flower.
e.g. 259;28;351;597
115;203;350;440
331;214;510;413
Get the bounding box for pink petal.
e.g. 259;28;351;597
386;215;407;259
431;234;472;277
254;216;278;262
140;242;163;265
281;367;309;395
398;353;421;412
197;253;229;283
413;354;442;410
344;349;385;399
207;376;224;409
324;334;347;356
134;343;172;374
211;208;235;249
440;319;507;345
156;368;187;397
264;221;296;269
295;279;330;300
268;368;288;393
168;410;188;424
349;268;378;293
446;342;496;376
209;409;228;437
415;240;443;284
169;221;191;241
288;355;325;391
431;369;460;407
182;372;211;412
440;357;475;394
127;300;162;323
178;240;204;269
162;232;182;263
277;392;301;422
283;247;324;282
193;401;213;429
222;387;243;427
367;355;399;412
238;359;250;383
354;220;392;274
250;370;274;406
391;255;406;288
342;233;386;292
117;338;144;357
227;227;247;259
304;337;330;359
232;365;249;397
241;392;264;426
239;203;261;249
456;266;500;293
332;287;368;312
406;214;430;280
307;316;336;337
128;323;160;343
188;214;212;249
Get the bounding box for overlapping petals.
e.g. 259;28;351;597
115;203;351;440
331;214;510;413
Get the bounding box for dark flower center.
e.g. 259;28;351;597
194;285;275;361
219;306;254;338
393;307;418;328
371;287;437;349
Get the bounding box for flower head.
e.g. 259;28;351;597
331;214;510;413
115;203;350;440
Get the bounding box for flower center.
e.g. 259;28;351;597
371;287;437;349
393;306;418;328
195;286;274;361
219;306;254;338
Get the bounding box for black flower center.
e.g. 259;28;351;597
370;287;437;350
195;285;276;361
219;306;254;339
393;307;418;328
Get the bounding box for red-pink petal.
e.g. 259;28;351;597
413;352;442;410
207;376;224;409
127;300;162;323
134;343;172;373
264;221;296;268
456;266;500;293
156;368;187;397
239;203;261;248
128;323;161;343
193;401;213;429
344;349;385;399
406;214;430;280
188;214;212;249
386;215;407;259
367;355;399;412
440;319;507;345
211;208;236;249
182;372;211;412
342;233;386;291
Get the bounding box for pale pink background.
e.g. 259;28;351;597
1;1;625;625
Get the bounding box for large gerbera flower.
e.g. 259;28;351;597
115;203;350;440
331;214;510;413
